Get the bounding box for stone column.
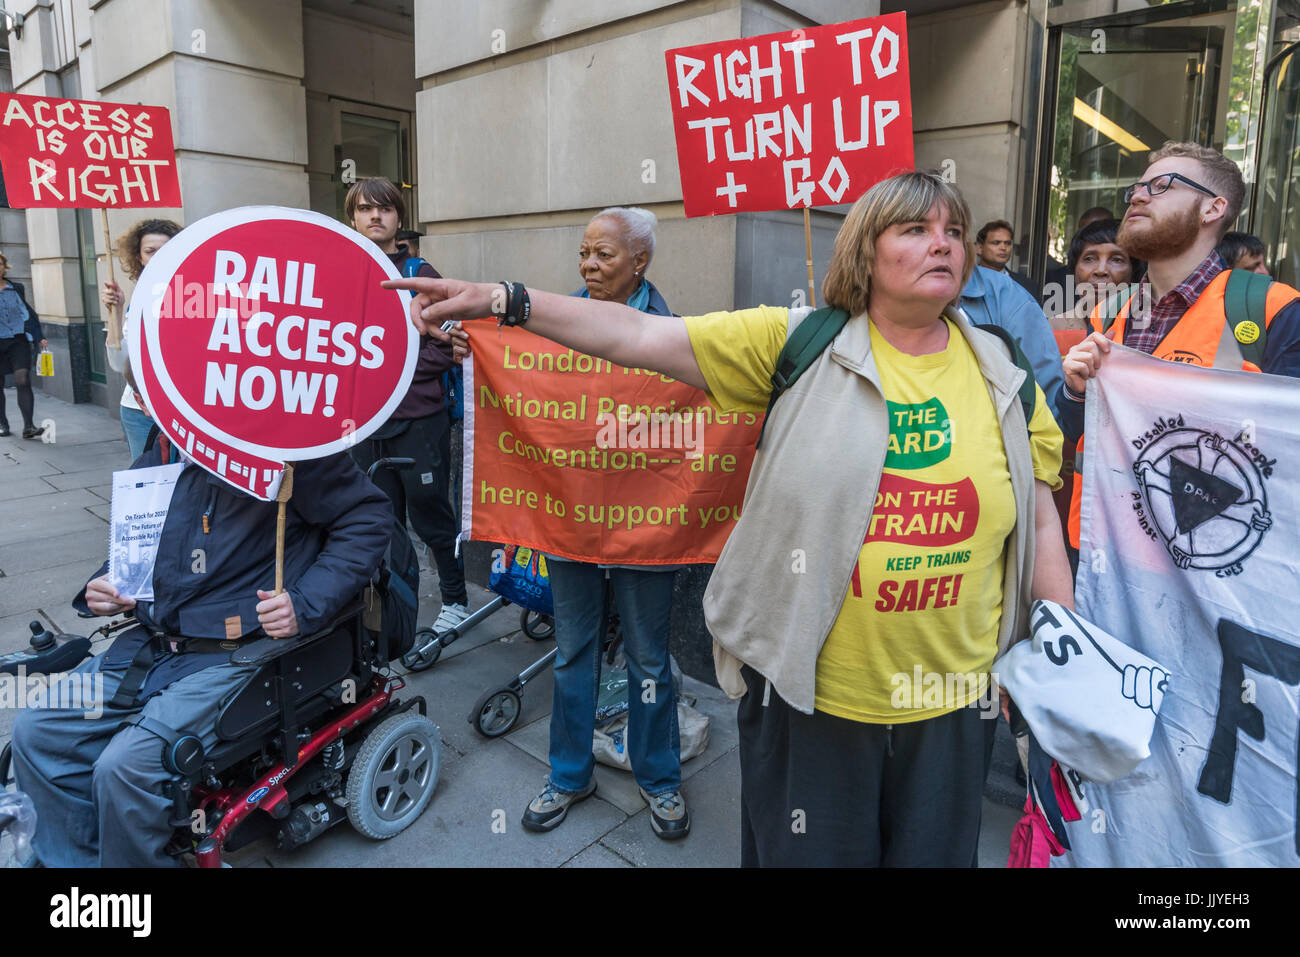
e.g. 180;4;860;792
6;0;310;407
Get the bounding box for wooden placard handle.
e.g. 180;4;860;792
274;464;295;597
803;206;816;306
101;208;122;348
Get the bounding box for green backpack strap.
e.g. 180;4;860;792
1223;268;1270;368
756;307;850;448
972;323;1037;430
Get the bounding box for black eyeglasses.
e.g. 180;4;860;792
1123;172;1218;206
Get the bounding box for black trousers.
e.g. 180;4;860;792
351;410;466;605
737;665;997;867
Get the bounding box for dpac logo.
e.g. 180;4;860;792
1131;424;1272;576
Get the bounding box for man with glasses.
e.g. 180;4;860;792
1055;141;1300;554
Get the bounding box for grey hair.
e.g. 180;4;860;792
592;206;657;263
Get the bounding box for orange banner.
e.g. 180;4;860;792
461;324;762;564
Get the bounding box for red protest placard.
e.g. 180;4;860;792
665;13;913;217
0;93;181;208
127;207;418;500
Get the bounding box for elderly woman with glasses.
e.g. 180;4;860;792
406;172;1075;866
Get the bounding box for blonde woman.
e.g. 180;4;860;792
394;171;1074;866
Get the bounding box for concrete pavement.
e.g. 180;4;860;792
0;393;1018;867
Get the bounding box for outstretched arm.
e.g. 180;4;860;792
382;277;709;392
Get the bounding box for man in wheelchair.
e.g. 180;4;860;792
9;427;393;867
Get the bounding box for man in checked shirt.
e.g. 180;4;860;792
1055;141;1300;556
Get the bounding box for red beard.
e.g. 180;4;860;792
1118;200;1201;261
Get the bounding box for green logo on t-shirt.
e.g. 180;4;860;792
885;398;951;469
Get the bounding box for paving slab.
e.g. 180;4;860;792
86;503;111;522
273;738;627;868
506;675;737;817
0;559;105;619
397;628;556;759
42;468;126;492
3;477;65;501
0;455;64;480
977;798;1019;869
0;608;59;656
0;491;110;546
562;843;633;867
0;528;111;579
598;747;741;867
32;441;130;470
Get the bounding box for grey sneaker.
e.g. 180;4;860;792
639;786;690;840
521;779;597;833
432;601;470;634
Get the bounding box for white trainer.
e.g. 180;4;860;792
433;602;470;634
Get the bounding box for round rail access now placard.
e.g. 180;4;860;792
127;206;418;499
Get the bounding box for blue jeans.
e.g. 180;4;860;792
120;404;154;462
546;562;681;796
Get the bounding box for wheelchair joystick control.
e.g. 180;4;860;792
28;621;56;653
1;624;92;677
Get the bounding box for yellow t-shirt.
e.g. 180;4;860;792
684;307;1063;724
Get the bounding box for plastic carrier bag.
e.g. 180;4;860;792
488;545;554;616
591;664;710;770
0;791;36;868
593;700;711;770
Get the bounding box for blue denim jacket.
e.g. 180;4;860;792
0;280;42;342
960;266;1062;417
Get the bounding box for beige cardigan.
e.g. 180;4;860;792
705;307;1040;714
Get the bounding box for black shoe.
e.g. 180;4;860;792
639;786;690;840
521;779;597;833
0;422;9;437
21;426;43;440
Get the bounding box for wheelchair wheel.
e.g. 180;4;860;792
0;742;12;788
401;628;441;671
470;687;521;738
520;610;554;641
346;711;442;840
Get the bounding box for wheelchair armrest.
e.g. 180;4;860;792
229;599;364;666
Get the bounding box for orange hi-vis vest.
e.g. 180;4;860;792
1066;269;1299;548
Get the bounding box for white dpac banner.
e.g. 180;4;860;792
1063;345;1300;867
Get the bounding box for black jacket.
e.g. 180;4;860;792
76;432;394;641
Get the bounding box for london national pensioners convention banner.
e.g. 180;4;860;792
461;325;762;565
1067;345;1300;867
